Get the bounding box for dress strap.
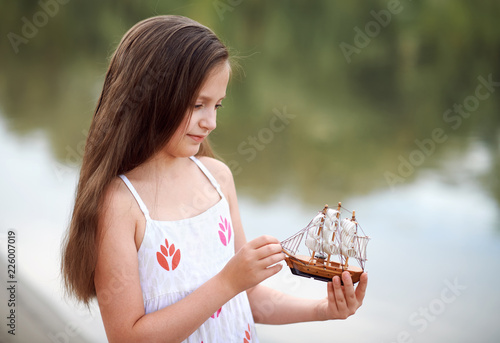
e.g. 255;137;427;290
118;174;152;221
189;156;224;198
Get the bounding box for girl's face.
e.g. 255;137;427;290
165;62;230;158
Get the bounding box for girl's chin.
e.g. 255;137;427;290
177;145;201;158
160;141;201;158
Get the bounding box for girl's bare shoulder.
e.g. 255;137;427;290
98;177;142;233
103;177;137;209
196;156;234;189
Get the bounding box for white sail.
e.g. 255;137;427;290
322;224;334;254
322;223;334;241
305;212;329;253
323;241;339;255
305;227;322;252
311;213;324;227
324;209;339;227
340;218;356;234
321;209;338;255
353;236;370;261
340;218;356;247
325;210;338;234
340;243;357;257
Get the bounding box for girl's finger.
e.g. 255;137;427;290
332;275;347;313
255;243;283;260
248;235;280;249
260;262;283;280
341;271;358;309
259;252;285;269
355;272;368;304
327;280;338;314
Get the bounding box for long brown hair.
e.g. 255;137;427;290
61;15;229;305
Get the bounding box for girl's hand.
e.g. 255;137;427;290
219;235;285;295
318;271;368;320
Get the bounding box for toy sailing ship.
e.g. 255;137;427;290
281;203;369;284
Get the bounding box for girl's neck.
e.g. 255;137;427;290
129;150;192;182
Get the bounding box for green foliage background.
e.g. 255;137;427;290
1;0;499;203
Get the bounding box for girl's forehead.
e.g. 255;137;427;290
197;63;230;98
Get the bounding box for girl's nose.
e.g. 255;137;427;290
200;108;217;131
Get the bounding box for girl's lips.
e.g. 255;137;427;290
187;134;206;143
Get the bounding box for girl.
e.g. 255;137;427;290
61;15;367;343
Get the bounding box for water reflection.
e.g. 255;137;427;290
1;114;499;342
1;1;500;342
2;0;499;206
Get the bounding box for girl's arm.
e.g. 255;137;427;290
209;158;368;325
247;272;368;324
94;178;283;343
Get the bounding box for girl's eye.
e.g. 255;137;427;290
194;103;223;110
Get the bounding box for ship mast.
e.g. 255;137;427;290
344;210;356;268
309;204;329;263
326;202;342;265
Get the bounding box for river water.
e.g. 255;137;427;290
0;113;499;342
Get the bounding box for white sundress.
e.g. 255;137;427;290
119;156;258;343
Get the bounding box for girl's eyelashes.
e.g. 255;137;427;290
194;103;223;110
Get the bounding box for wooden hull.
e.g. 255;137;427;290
284;254;363;284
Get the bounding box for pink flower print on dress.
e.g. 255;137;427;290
244;323;251;343
211;307;222;318
156;238;181;271
218;216;232;246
